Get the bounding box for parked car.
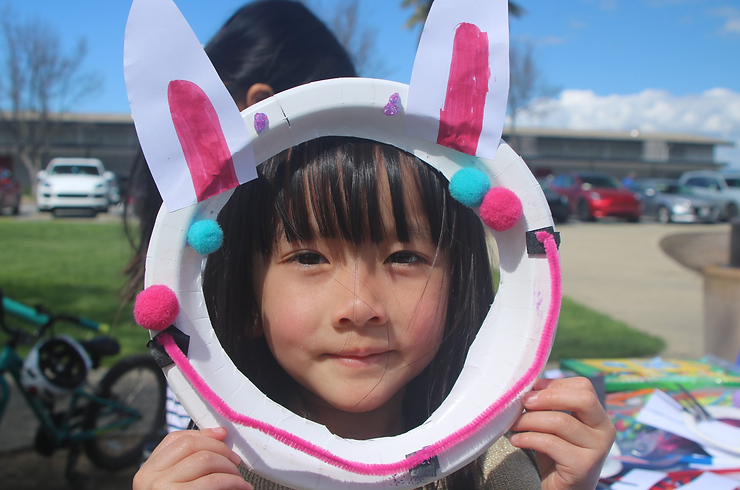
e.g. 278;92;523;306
0;166;21;215
630;178;720;223
678;170;740;221
538;179;569;223
549;171;641;222
722;171;740;190
36;158;113;216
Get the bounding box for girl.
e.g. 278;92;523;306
134;137;615;490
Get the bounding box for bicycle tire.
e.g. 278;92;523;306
82;354;166;471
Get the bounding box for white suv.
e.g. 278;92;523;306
678;170;740;221
36;158;113;216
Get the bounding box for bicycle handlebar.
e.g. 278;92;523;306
0;293;109;336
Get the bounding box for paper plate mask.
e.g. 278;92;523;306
125;0;562;488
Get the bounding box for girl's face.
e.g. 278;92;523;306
254;175;449;429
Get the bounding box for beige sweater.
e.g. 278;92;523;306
238;435;541;489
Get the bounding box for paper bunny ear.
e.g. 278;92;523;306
124;0;256;211
405;0;509;161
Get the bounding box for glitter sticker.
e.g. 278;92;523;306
254;112;269;133
383;92;401;116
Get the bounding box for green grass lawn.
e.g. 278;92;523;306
0;219;148;361
0;219;665;365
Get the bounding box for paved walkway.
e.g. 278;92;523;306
556;220;730;359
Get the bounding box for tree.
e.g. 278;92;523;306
401;0;525;30
0;10;101;194
507;41;557;152
303;0;383;77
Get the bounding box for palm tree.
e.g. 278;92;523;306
401;0;524;29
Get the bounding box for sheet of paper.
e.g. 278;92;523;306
695;419;740;453
636;390;740;459
124;0;256;211
404;0;509;161
636;390;698;441
676;471;740;490
609;468;667;490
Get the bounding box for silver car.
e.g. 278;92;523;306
631;178;720;223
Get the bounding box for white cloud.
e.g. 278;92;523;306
712;6;740;35
512;88;740;167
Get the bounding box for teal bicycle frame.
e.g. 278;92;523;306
0;295;140;448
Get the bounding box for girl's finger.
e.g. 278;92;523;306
189;473;254;490
145;429;242;472
166;449;244;484
147;427;228;460
510;410;596;449
523;381;611;430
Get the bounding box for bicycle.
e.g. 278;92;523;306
0;288;166;485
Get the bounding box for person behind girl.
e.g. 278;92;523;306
122;0;357;304
134;137;615;490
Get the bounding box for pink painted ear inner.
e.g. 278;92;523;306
168;80;239;202
437;23;490;155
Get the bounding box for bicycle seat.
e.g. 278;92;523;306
80;337;121;368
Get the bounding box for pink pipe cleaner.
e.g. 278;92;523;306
159;231;562;476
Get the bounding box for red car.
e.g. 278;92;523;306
0;167;21;215
549;171;641;222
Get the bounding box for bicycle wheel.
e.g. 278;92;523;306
82;354;166;471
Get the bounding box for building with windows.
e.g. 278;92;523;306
0;113;733;191
502;127;733;180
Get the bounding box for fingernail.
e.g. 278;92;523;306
523;392;538;404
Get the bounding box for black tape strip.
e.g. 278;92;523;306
146;325;190;368
526;226;561;255
405;449;440;478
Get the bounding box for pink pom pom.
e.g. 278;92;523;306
134;285;179;331
480;187;523;231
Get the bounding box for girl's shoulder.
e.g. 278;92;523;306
479;434;541;489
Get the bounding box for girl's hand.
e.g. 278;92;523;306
133;427;253;490
509;377;616;490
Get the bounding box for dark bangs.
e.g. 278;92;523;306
260;137;448;253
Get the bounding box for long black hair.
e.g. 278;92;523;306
203;137;494;434
123;0;356;302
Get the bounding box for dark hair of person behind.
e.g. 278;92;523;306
122;0;357;302
203;137;494;488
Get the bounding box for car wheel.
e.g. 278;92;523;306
578;200;595;222
726;203;739;221
657;206;672;224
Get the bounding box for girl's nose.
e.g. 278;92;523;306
330;269;389;328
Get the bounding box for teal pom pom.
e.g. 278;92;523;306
187;220;224;255
449;168;490;207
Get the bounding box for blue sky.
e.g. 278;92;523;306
5;0;740;165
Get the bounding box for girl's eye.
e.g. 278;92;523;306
289;252;327;265
386;251;425;265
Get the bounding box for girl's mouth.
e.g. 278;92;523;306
327;351;390;367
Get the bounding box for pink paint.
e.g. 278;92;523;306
161;231;562;476
437;23;490;155
168;80;239;202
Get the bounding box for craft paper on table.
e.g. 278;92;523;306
637;390;740;457
404;0;509;161
609;468;668;490
677;471;740;490
124;0;255;211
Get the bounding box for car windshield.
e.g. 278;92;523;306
725;177;740;189
50;165;100;176
580;175;621;189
